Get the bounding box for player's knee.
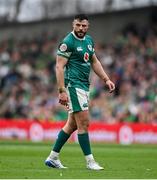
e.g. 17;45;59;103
63;124;76;134
77;119;89;132
74;110;89;132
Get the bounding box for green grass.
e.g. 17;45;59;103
0;141;157;179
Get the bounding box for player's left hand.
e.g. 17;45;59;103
105;79;115;93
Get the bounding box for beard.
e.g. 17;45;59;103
74;30;86;38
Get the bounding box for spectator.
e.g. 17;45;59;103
0;23;157;123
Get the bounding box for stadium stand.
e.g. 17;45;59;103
0;22;157;123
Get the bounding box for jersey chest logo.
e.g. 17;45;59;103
84;52;89;62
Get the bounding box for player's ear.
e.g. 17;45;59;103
72;20;75;28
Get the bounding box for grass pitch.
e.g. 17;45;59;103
0;141;157;179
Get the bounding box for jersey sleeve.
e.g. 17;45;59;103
57;38;72;59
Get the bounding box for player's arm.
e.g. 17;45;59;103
56;55;67;91
56;55;68;106
91;53;115;93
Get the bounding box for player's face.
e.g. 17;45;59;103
73;19;89;38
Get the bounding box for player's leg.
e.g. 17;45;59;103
74;110;104;170
45;113;77;168
52;113;77;153
74;110;91;154
62;113;77;134
68;86;104;170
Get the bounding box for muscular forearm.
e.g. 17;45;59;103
55;56;68;105
55;64;66;93
56;65;65;88
55;56;68;93
92;60;110;82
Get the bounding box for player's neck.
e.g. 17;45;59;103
71;31;85;40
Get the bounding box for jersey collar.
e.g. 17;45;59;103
71;31;85;40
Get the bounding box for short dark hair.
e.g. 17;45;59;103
74;14;89;21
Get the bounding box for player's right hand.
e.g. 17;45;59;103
59;92;69;106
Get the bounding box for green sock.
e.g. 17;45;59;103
53;130;70;153
78;133;91;156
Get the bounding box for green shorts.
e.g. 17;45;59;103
67;87;89;113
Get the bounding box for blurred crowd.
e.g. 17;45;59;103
0;23;157;123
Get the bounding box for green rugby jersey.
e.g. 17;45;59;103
57;31;95;91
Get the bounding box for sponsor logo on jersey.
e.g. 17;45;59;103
84;52;89;62
77;47;83;51
83;103;88;108
88;45;92;51
59;43;67;52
